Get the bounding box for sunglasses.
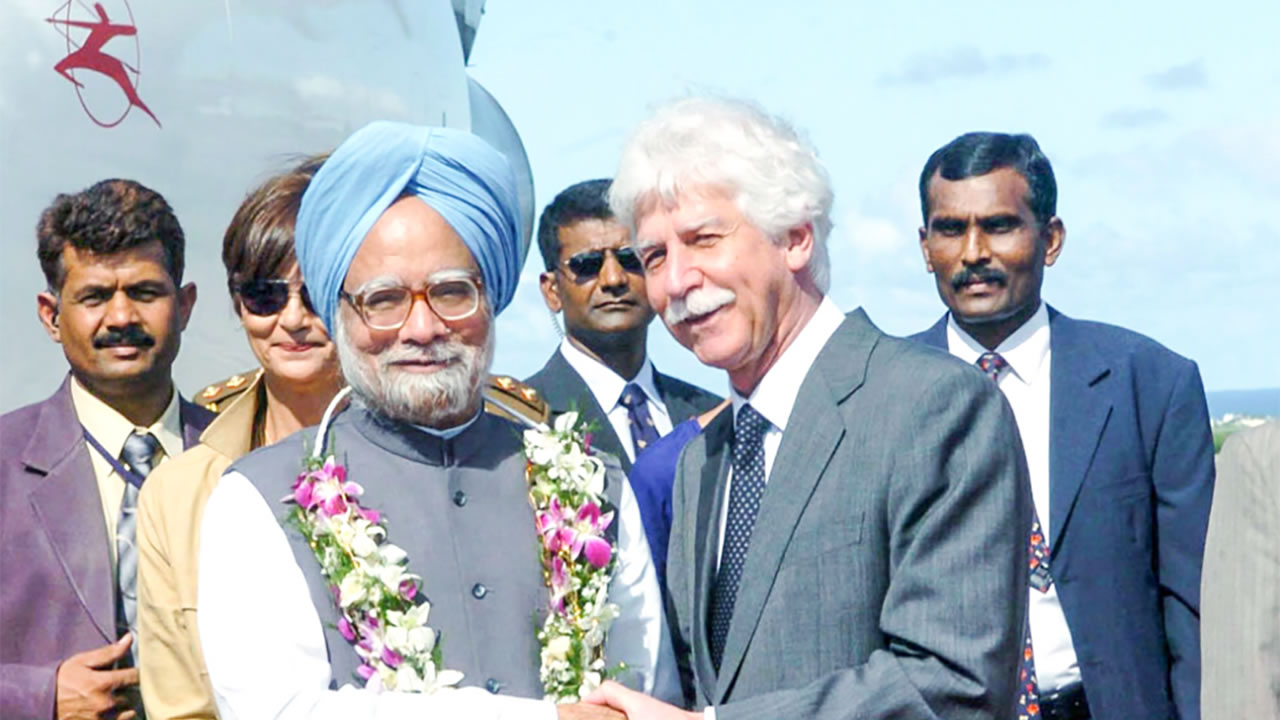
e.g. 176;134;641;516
237;278;314;316
561;246;643;279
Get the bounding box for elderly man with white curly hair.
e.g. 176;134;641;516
581;97;1032;720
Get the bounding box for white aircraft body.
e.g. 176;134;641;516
0;0;534;411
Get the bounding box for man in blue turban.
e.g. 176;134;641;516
196;122;679;719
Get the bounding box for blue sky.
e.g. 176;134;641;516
473;1;1279;394
0;1;1273;411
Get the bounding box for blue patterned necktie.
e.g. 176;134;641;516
118;431;159;665
975;352;1051;718
708;403;769;673
618;382;661;458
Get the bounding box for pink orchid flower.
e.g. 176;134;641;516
572;502;615;569
550;555;570;615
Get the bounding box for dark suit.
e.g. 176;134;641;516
525;348;720;471
668;309;1031;718
0;376;212;719
913;306;1214;719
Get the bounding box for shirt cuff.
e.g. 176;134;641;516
704;706;716;720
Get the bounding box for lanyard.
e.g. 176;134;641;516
82;427;146;489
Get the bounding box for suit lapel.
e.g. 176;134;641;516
178;398;214;449
915;313;949;350
713;311;873;701
22;379;115;641
655;372;691;424
692;411;732;703
536;352;629;468
1047;309;1112;550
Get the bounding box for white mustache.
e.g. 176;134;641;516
663;285;736;325
378;341;462;369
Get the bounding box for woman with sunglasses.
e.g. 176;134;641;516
134;155;342;720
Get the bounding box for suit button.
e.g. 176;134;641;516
486;678;502;694
472;583;488;599
453;490;467;507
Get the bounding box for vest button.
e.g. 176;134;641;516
453;490;468;507
486;678;502;694
472;583;488;599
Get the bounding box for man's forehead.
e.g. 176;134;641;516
927;167;1031;218
61;242;169;275
558;217;630;251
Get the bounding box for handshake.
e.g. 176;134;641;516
555;681;701;720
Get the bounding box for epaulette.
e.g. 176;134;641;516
483;374;549;427
196;369;261;413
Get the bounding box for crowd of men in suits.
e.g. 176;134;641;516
0;95;1267;720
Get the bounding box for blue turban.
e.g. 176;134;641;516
295;121;522;333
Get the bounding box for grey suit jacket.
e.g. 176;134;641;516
1202;421;1280;717
666;309;1032;719
0;376;212;719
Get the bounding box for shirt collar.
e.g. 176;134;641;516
731;295;845;432
411;409;481;440
945;302;1051;384
558;337;663;412
69;376;185;460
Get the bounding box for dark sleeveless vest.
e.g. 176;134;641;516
232;404;622;699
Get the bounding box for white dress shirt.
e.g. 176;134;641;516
703;296;844;719
715;296;845;569
558;338;673;463
198;432;678;719
945;302;1083;693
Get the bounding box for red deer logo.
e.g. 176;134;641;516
46;0;160;128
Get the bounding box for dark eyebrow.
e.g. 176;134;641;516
930;217;968;233
978;214;1025;231
73;283;115;297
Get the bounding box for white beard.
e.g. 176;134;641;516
335;315;493;428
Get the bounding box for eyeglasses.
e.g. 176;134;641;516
237;278;314;316
341;271;483;330
560;246;643;279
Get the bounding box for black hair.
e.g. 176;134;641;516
535;178;614;271
37;178;185;292
919;132;1057;227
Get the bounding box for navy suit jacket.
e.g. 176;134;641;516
0;376;212;719
912;306;1214;719
525;349;721;472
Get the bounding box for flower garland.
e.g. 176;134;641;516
523;411;622;702
285;411;463;693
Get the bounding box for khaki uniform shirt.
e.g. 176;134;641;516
136;373;262;720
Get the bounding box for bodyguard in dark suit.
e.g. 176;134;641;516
527;179;720;474
0;180;212;720
912;132;1214;719
583;98;1030;720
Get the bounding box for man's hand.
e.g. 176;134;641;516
556;702;627;720
583;680;702;720
54;634;140;720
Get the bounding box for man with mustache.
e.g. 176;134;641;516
911;132;1214;719
527;179;720;582
196;123;676;719
529;179;720;473
0;179;213;720
582;97;1031;720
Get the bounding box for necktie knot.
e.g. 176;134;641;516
619;383;660;454
618;383;645;409
734;404;769;446
120;431;160;480
975;351;1008;383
